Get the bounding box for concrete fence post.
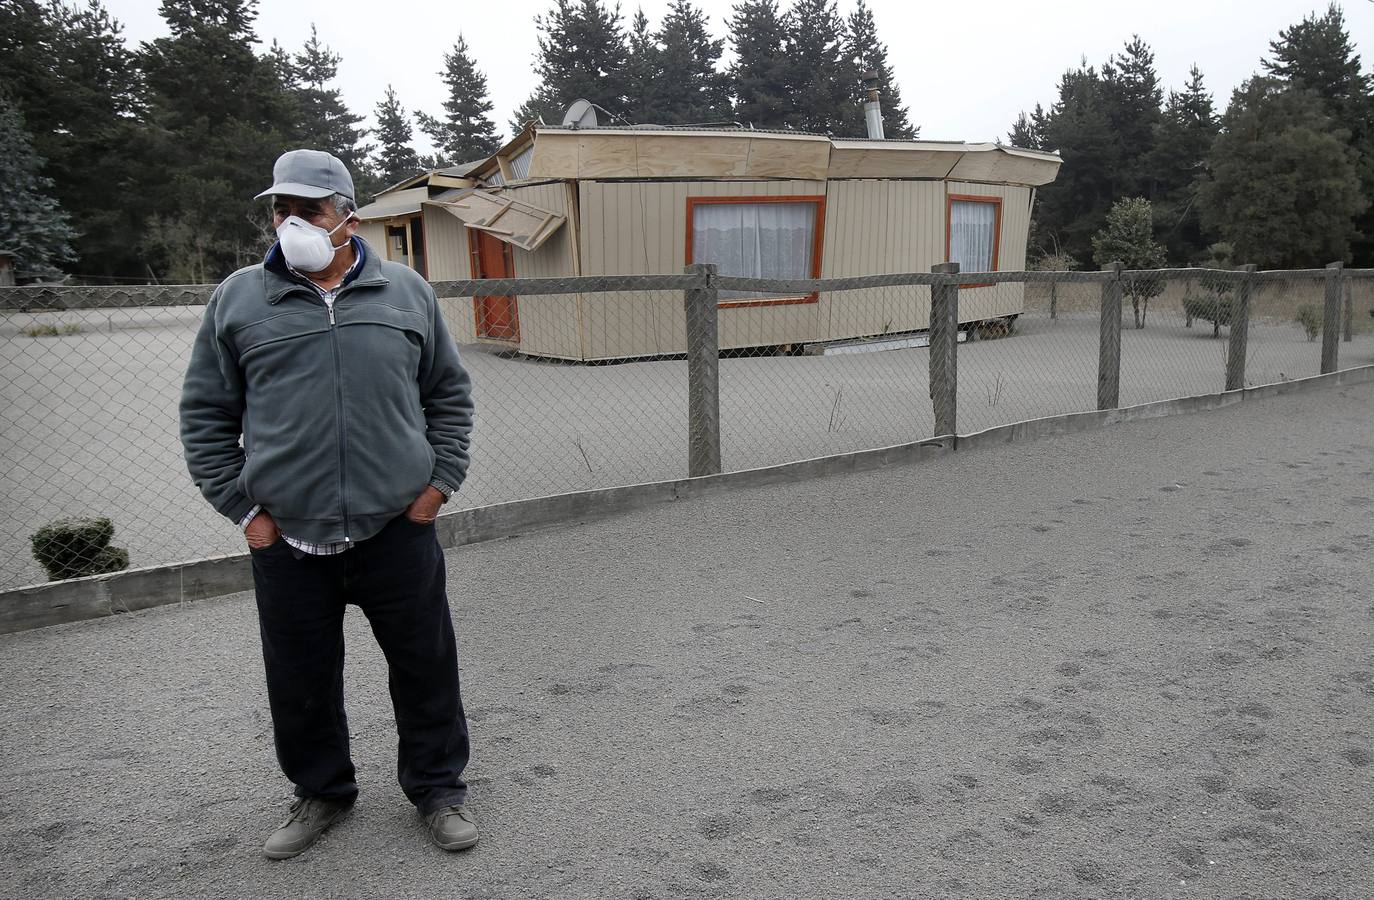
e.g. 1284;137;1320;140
683;263;721;477
1322;262;1343;374
929;262;960;437
1097;262;1123;411
1225;264;1256;392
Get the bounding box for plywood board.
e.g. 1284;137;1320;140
744;136;830;180
828;147;957;179
946;152;1060;186
437;190;566;252
635;134;748;177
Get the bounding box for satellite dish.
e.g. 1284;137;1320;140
561;99;599;128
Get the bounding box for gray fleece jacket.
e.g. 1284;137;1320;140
179;239;473;546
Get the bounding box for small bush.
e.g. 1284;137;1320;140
1295;305;1322;342
30;516;129;581
21;323;81;337
1183;295;1234;338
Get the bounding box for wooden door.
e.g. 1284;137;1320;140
469;231;518;341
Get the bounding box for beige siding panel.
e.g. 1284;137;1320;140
946;182;1031;321
356;222;388;258
423;209;477;345
580;180;826;357
438;296;477;344
423;204;472;281
821;181;944;341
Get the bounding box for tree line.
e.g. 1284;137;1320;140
0;0;912;284
1016;3;1372;271
4;1;1370;284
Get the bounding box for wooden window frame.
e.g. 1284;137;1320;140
946;194;1003;289
467;228;520;342
685;195;826;308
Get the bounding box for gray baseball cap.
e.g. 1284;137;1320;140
255;149;355;201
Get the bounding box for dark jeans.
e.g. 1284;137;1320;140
249;514;469;815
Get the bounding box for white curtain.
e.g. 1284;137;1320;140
692;202;817;299
949;200;997;275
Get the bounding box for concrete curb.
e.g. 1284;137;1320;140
4;366;1371;634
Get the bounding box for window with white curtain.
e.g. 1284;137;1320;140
949;198;1000;279
689;200;821;301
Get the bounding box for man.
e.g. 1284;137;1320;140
179;149;478;858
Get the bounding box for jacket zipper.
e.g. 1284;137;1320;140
326;297;350;548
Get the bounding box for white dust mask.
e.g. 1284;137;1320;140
277;214;352;272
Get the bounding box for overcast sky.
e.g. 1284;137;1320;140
103;0;1373;154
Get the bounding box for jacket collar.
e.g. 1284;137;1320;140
264;236;389;304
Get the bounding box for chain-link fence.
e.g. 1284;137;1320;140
3;265;1371;591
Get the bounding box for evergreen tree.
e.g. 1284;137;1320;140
1100;35;1162;199
622;8;660;123
522;0;631;122
1263;2;1372;126
1263;3;1374;263
510;84;565;133
1009;104;1049;150
652;0;731;124
1091;197;1166;328
139;0;297;280
845;0;915;138
374;86;423;188
727;0;791;129
1200;77;1366;268
1035;64;1120;263
0;0;152;279
1149;65;1218;262
782;0;861;135
0;94;77;280
290;25;370;175
418;34;500;166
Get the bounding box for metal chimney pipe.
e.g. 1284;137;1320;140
861;69;885;140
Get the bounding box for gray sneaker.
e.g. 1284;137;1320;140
263;797;353;859
426;803;479;851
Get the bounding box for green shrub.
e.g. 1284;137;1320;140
30;517;128;581
21;323;81;337
1183;295;1234;338
1295;305;1322;342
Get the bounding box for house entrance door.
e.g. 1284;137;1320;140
471;231;518;341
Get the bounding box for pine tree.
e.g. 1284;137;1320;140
1149;65;1218;262
139;0;297;279
727;0;791;129
622;8;660;123
418;34;500;167
1200;77;1366;268
845;0;915;138
374;86;423;188
290;25;370;174
1100;35;1162;200
652;0;731;125
510;85;565;132
523;0;631;122
1263;3;1374;263
0;0;152;279
782;0;861;135
1035;64;1120;263
0;94;77;280
1009;104;1049;150
1092;197;1166;328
